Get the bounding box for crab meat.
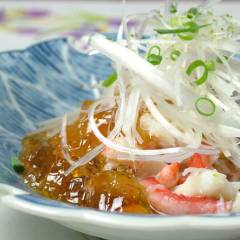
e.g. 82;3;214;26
174;169;237;201
141;177;232;215
156;163;180;188
187;153;212;168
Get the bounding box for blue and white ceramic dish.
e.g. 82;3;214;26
0;39;240;240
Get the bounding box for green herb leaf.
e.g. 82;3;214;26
195;97;216;117
11;156;25;174
102;72;118;87
186;59;208;85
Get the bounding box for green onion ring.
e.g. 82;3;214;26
195;97;216;117
148;45;161;56
147;45;162;65
147;55;163;65
186;59;208;85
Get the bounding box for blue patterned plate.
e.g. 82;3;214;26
1;38;240;240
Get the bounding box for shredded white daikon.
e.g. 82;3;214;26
62;0;240;175
60;115;74;165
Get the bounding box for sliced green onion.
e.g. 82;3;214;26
178;33;195;41
178;22;209;41
195;97;216;117
147;45;162;65
187;8;199;19
226;13;232;18
11;156;25;174
148;45;161;55
155;22;209;35
207;11;213;16
147;55;163;65
205;60;216;71
186;60;208;85
216;55;229;64
170;50;181;61
170;4;177;14
155;27;192;34
102;72;118;87
170;16;179;27
106;36;114;40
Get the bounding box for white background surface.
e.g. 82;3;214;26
1;1;240;240
0;204;86;240
1;0;240;52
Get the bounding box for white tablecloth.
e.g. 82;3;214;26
0;0;239;51
0;205;86;240
1;1;240;240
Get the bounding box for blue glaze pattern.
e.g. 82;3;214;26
0;38;112;189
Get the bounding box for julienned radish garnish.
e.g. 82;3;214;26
66;0;240;171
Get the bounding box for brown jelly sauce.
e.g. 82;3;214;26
20;101;153;214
